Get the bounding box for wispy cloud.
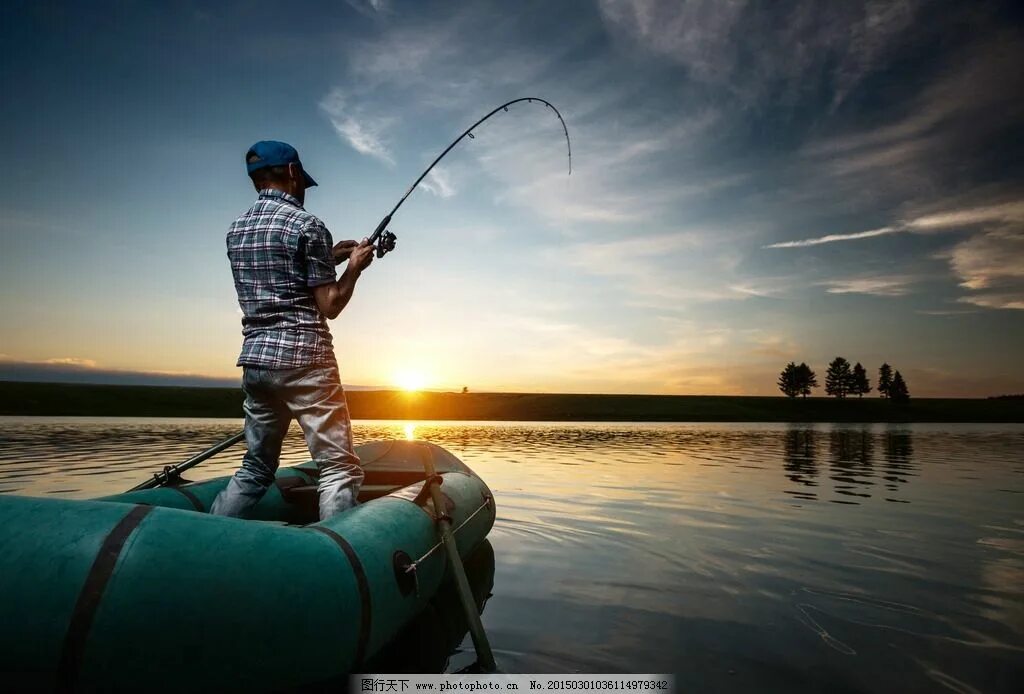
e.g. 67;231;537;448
345;0;389;17
0;357;242;387
765;226;898;249
319;88;395;165
800;29;1024;199
41;357;97;367
905;201;1024;231
944;227;1024;310
420;166;455;199
916;308;977;316
598;0;922;105
822;275;916;297
767;201;1024;249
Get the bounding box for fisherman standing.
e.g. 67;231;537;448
211;141;375;520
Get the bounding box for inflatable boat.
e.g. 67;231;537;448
0;440;495;691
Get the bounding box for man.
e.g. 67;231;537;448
211;140;375;521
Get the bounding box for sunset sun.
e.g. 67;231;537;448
393;368;429;392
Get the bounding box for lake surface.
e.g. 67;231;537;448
1;418;1022;691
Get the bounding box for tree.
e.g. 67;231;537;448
825;356;852;398
796;362;818;398
850;362;871;398
461;386;469;394
889;370;910;401
778;362;800;398
878;363;893;398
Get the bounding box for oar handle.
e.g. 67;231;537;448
128;431;245;492
421;447;497;672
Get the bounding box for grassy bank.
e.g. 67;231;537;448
2;381;1022;422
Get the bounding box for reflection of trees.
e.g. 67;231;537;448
783;428;818;500
829;427;875;503
882;429;916;500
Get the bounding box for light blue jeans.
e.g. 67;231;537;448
210;363;363;521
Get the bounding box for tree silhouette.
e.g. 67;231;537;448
461;386;469;394
778;362;801;398
851;362;871;397
878;363;893;398
797;362;818;398
890;371;910;401
825;357;852;398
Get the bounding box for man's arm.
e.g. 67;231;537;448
313;240;375;319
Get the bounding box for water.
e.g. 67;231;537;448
1;418;1022;691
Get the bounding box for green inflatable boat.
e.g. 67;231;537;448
0;440;495;692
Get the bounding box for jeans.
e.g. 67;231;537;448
210;363;363;521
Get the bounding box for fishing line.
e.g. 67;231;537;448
367;97;572;258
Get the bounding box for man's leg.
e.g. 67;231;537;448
210;367;290;518
281;363;363;521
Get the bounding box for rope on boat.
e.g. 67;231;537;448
405;494;493;574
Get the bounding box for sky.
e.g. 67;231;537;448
1;0;1023;396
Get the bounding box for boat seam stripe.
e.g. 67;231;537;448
56;504;153;692
169;486;203;511
309;526;372;668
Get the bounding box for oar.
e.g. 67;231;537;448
127;431;245;492
420;449;497;672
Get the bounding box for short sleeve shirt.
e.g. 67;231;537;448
227;189;337;368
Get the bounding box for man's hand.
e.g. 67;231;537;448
347;238;376;274
313;238;376;320
332;240;358;265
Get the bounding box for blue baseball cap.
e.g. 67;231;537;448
245;140;317;188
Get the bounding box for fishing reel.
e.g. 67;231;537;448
376;229;397;258
369;214;398;259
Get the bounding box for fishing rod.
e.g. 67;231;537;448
367;97;572;258
130;99;570;491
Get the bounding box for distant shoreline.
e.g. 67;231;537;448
2;381;1022;423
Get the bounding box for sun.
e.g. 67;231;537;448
394;368;429;392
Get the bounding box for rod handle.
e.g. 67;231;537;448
369;214;392;244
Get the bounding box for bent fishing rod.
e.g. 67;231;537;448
367;96;572;258
129;98;571;491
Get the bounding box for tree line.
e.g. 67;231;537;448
778;359;910;401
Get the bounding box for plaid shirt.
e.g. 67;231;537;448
228;189;337;368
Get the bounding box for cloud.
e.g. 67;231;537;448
944;227;1024;310
555;231;778;305
958;294;1024;311
822;275;916;297
563;233;701;276
0;358;240;388
598;0;747;83
319;89;395;165
765;226;898;249
420;166;455;199
345;0;389;17
767;201;1024;248
598;0;922;105
475;105;730;225
800;29;1024;198
42;357;97;367
766;199;1024;307
323;3;733;228
905;201;1024;231
915;309;977;316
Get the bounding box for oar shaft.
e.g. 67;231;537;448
128;431;245;492
422;451;497;672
